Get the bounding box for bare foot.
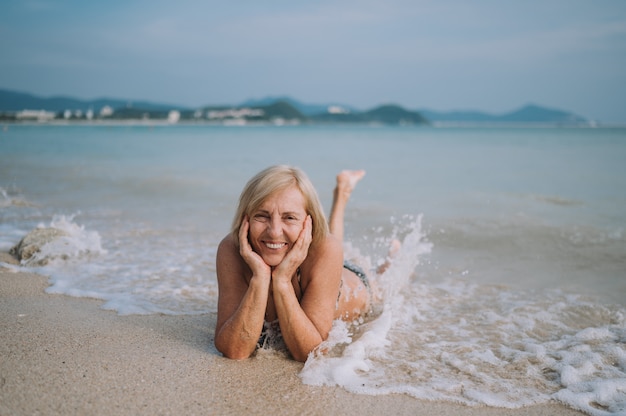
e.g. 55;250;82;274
376;239;401;275
388;239;401;258
336;170;366;196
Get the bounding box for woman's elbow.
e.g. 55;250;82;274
222;350;252;360
292;352;310;363
214;338;254;360
291;342;322;363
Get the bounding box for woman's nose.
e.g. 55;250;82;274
267;219;282;237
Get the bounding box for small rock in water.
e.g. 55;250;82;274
10;228;68;264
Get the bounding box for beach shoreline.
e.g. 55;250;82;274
0;257;585;416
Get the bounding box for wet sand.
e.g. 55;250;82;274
0;256;584;415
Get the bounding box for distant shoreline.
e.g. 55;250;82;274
1;119;617;129
0;89;598;126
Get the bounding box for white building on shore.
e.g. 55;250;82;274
167;110;181;124
15;110;56;121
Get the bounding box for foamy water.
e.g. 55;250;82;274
301;218;626;416
1;124;625;414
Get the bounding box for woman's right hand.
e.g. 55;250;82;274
238;216;271;281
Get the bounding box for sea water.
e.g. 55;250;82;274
1;124;625;414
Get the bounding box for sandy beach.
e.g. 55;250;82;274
0;253;585;416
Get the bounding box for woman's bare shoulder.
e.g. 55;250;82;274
216;234;245;274
305;234;343;269
321;234;343;255
218;233;237;252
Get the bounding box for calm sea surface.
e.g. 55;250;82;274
1;124;625;414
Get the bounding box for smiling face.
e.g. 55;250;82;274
247;185;307;267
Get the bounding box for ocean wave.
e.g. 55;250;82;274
300;218;626;415
19;214;106;266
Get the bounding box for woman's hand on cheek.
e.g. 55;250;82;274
239;217;271;281
273;215;313;283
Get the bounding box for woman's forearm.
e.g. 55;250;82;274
271;279;324;362
215;277;269;359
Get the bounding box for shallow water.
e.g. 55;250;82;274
302;219;626;415
1;124;625;414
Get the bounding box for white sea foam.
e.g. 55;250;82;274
28;215;220;315
301;218;626;415
0;187;11;208
0;186;31;208
22;214;106;266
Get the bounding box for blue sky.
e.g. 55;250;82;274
2;0;625;122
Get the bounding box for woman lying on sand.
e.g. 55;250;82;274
215;165;393;362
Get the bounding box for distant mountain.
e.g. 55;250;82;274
0;88;588;125
240;96;357;116
245;97;586;125
259;101;307;120
419;104;587;124
498;104;586;123
0;89;425;124
0;88;190;112
244;96;428;125
363;104;428;124
311;104;428;125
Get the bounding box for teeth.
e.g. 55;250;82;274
265;242;285;249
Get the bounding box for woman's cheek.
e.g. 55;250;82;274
289;224;304;240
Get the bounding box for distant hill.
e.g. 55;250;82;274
0;88;190;113
0;88;588;125
419;104;587;124
241;97;585;125
363;104;428;124
244;97;427;125
311;104;428;125
259;101;307;120
0;89;425;124
240;96;358;116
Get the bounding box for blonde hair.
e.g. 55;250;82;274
231;165;329;249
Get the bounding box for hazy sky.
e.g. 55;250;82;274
2;0;625;122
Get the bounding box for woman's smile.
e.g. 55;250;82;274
263;242;288;250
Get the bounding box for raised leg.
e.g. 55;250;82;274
328;170;366;242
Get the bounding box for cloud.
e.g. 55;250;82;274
1;0;625;120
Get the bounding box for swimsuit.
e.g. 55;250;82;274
342;260;370;289
295;260;370;296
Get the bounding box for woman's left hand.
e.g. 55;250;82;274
272;215;313;284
